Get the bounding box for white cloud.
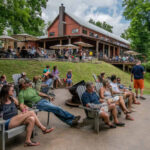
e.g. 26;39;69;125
42;0;130;36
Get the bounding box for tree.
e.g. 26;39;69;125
89;18;113;33
0;0;48;36
121;29;129;40
122;0;150;56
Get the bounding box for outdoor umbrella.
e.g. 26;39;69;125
0;35;18;49
124;50;141;56
74;41;93;48
63;44;79;49
50;44;66;50
12;33;39;41
12;33;39;49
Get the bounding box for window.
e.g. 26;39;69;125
82;29;87;34
72;28;79;33
49;32;55;36
89;32;94;37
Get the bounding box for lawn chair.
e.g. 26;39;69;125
12;74;21;85
95;82;103;93
12;74;21;96
76;85;103;134
0;109;38;150
92;74;98;82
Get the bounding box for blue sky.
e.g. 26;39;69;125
42;0;130;36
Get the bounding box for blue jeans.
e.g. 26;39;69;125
36;99;75;125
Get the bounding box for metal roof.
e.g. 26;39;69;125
66;11;130;45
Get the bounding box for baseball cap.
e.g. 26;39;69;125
21;72;26;76
18;78;26;85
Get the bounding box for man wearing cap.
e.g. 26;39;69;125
18;72;29;83
18;79;80;127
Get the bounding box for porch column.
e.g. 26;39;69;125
103;44;105;58
108;45;110;58
96;40;99;59
113;46;115;57
68;38;71;44
44;41;46;49
118;47;120;56
60;39;62;45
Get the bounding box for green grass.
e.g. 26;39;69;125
0;60;150;94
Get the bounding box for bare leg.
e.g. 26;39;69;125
140;89;143;97
23;116;35;143
9;111;36;129
117;96;129;113
100;112;110;125
109;104;119;124
135;88;138;97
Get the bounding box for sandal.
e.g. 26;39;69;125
134;101;141;105
42;127;54;134
24;141;40;147
126;114;134;121
106;123;116;128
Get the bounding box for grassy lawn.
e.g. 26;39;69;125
0;60;149;94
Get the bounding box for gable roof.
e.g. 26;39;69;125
47;11;130;45
65;11;130;45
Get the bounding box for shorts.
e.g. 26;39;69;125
5;119;11;130
66;79;72;84
134;79;144;89
99;105;109;114
106;96;120;103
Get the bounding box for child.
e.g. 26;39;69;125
66;70;72;88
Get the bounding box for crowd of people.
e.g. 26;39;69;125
0;60;146;147
0;46;49;58
102;54;136;62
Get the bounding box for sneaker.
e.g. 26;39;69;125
71;116;81;127
140;96;146;100
74;116;81;121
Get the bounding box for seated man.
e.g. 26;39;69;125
18;79;80;127
110;75;140;112
18;72;29;83
81;82;125;128
41;74;54;94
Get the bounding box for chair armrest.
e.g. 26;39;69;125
78;105;99;112
0;120;5;125
0;120;5;132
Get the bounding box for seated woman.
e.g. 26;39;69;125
99;80;134;121
52;66;63;88
0;85;54;147
66;70;72;88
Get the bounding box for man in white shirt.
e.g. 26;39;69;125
110;75;134;112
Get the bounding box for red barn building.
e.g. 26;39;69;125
39;4;130;58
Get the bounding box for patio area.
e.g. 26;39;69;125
7;89;150;150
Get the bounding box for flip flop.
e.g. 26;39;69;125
42;127;54;134
24;141;40;147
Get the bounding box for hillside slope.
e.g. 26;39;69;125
0;60;149;94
